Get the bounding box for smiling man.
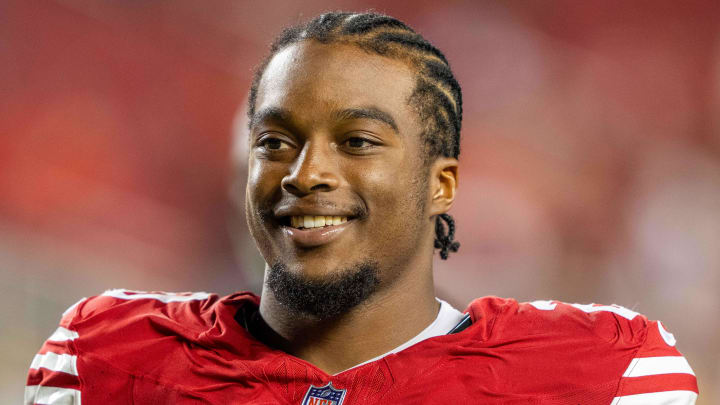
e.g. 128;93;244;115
244;25;463;376
26;12;697;405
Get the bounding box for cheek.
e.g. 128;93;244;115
245;158;284;240
353;164;430;275
246;157;266;195
246;158;283;204
245;160;285;256
351;160;427;229
244;162;264;233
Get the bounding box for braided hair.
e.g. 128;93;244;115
248;12;462;259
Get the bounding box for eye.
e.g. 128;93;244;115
256;135;293;151
264;138;287;150
344;137;375;149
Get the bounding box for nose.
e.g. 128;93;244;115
281;141;339;195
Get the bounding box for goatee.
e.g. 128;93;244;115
266;261;380;319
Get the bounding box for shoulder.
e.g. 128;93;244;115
64;289;220;329
26;289;260;404
464;297;698;403
58;288;262;347
467;296;651;344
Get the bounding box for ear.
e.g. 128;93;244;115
429;157;459;217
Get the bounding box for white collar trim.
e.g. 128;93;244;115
334;298;465;375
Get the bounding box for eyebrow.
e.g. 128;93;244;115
249;107;292;129
333;107;399;132
249;106;399;133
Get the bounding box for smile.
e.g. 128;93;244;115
280;215;355;248
290;215;348;229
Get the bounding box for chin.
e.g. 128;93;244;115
282;257;356;280
266;260;381;318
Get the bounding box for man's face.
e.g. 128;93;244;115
246;41;432;295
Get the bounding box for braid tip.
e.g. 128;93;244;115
435;214;460;260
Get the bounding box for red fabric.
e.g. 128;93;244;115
616;373;698;396
38;339;73;356
26;292;697;404
635;320;683;358
26;368;80;390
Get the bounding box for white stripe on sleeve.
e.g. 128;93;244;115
622;356;695;377
30;352;78;376
62;298;86;316
102;289;210;303
47;327;79;342
569;303;639;321
25;385;81;405
529;300;557;310
610;390;697;405
658;321;677;346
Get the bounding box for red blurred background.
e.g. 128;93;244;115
2;1;719;402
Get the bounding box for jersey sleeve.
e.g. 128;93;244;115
25;298;85;405
611;320;698;404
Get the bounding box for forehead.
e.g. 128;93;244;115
254;41;419;129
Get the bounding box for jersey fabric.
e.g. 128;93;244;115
25;289;698;404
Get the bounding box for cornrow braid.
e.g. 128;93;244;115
340;14;412;35
248;11;462;259
434;214;460;260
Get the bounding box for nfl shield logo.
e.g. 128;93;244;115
301;382;347;405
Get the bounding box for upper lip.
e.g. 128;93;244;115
273;205;357;219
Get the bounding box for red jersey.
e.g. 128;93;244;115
26;289;698;404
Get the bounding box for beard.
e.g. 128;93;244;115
266;261;381;320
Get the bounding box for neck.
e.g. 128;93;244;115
257;251;438;375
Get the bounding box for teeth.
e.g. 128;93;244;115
290;215;348;229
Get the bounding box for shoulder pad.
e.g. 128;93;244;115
520;299;648;344
65;289;217;328
466;297;649;345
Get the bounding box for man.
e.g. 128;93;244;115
26;12;697;404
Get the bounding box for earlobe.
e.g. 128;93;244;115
430;157;459;216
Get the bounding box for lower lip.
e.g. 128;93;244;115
281;220;354;248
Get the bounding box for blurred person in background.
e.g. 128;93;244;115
22;11;698;405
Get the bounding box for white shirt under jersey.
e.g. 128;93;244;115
336;298;465;374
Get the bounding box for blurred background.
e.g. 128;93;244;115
2;0;719;402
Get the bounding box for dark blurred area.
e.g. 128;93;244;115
2;0;719;402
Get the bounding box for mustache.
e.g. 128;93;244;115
257;196;368;221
